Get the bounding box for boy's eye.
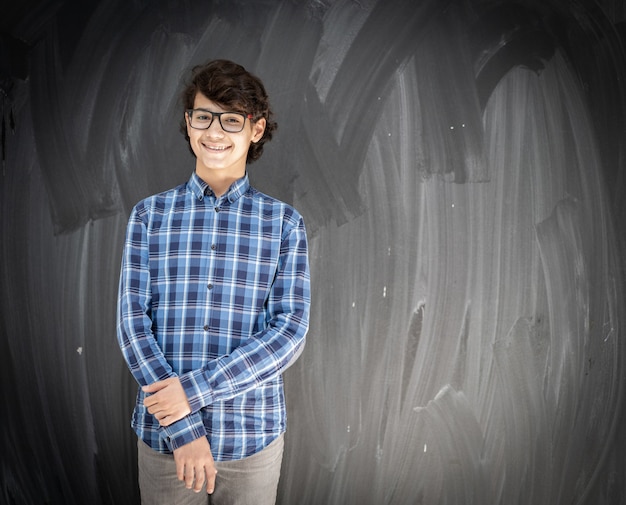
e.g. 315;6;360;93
223;115;243;125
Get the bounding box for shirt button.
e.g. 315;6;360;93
211;244;217;250
214;207;220;213
207;283;214;290
203;325;210;331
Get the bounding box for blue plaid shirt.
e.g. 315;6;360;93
116;172;310;461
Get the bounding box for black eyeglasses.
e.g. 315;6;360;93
186;109;253;133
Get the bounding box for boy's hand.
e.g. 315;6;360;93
142;377;191;426
174;437;217;494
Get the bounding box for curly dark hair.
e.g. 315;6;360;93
179;60;277;163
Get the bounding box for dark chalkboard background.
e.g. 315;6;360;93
2;0;626;504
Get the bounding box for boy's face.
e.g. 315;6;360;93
186;92;265;182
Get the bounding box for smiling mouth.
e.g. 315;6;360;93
203;144;230;152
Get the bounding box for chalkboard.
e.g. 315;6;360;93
2;0;625;504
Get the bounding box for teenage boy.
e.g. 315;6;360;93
116;59;310;505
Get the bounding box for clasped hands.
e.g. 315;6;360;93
143;377;217;495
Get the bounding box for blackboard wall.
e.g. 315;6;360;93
2;0;626;503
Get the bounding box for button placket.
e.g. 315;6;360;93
208;238;217;290
204;198;221;333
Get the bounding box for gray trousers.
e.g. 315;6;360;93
137;434;284;505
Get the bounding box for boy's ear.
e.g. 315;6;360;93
185;111;192;137
251;118;266;143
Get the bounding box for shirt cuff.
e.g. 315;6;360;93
162;412;207;450
180;368;215;413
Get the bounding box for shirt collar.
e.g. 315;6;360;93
188;172;250;202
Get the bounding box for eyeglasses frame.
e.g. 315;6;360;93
186;109;254;133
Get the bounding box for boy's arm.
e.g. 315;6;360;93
116;207;207;449
175;214;311;414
